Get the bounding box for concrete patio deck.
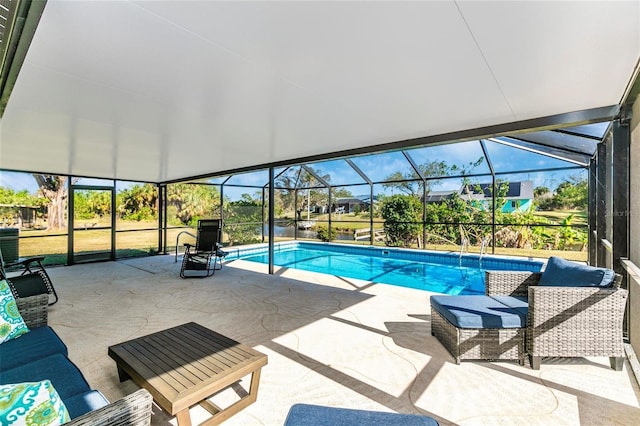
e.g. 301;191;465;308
42;254;640;425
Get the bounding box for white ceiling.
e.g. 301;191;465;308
0;0;638;183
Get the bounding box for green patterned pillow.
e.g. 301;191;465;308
0;380;70;425
0;279;29;344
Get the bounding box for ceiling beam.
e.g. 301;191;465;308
0;0;47;117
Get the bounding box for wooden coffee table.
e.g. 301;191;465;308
108;322;268;425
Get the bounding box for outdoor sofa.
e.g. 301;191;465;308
430;257;627;370
1;293;153;425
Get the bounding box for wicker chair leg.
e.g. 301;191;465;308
610;357;625;371
529;355;541;370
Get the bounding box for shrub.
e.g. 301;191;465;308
380;195;422;247
316;225;332;242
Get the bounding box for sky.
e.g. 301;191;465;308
0;139;585;200
215;140;585;199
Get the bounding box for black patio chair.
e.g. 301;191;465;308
180;219;228;278
0;249;58;305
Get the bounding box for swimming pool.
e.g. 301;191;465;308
227;242;543;295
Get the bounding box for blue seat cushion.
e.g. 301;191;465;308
538;256;615;288
284;403;439;426
64;390;110;419
490;296;529;317
0;353;92;400
0;325;68;370
430;295;526;329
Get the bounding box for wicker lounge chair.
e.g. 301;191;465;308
485;270;627;370
180;219;227;278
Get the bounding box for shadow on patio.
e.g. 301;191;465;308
42;255;640;425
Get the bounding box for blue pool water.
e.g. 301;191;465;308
230;242;543;295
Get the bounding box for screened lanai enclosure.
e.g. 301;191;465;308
3;0;640;397
199;126;605;259
0;0;634;273
0;116;621;268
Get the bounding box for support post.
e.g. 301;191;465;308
67;178;74;266
612;117;630;288
294;189;299;240
220;184;225;243
596;141;608;267
110;184;116;261
328;189;332;242
262;187;266;243
268;168;275;275
588;159;597;265
370;183;374;245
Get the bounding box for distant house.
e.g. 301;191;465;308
425;181;534;213
0;204;38;228
424;191;457;203
335;196;371;213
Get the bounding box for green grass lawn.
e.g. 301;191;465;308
9;210;588;266
533;209;587;226
13;220;194;264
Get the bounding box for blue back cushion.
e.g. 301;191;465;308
538;256;615;288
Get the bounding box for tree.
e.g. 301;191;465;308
537;175;587;211
534;186;550;197
224;194;262;245
274;169;298;217
72;190;96;220
380;194;422;247
552;176;587;209
118;183;158;221
167;184;221;225
0;187;37;206
33;175;68;230
382;158;484;197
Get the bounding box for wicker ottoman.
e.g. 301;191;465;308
430;295;526;365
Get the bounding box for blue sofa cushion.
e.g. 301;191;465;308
538;256;615;288
0;326;68;371
0;353;92;400
430;295;526;329
64;390;110;419
284;403;439;426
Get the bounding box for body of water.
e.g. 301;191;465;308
268;225;353;241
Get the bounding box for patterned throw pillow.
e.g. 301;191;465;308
0;279;29;344
0;380;70;425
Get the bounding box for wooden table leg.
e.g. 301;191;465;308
116;366;131;382
199;368;264;426
248;366;262;400
175;408;192;426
